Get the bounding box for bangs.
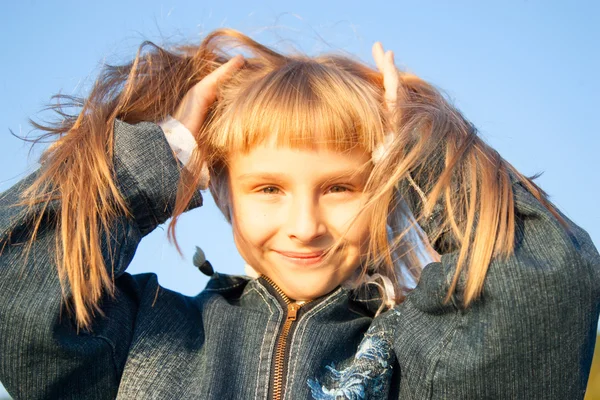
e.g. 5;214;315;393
208;59;387;155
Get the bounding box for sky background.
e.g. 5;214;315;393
1;1;598;397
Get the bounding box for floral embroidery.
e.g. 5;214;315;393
307;331;395;399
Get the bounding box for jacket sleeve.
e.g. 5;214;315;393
383;181;600;399
0;120;202;399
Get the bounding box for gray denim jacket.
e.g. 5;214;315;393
0;120;598;399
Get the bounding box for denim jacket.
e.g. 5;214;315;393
1;120;598;399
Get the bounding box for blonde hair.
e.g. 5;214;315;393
16;28;563;330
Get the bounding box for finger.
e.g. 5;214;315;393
201;54;245;90
383;50;398;108
373;43;399;110
372;42;386;74
172;55;245;132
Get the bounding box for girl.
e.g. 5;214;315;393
0;28;598;399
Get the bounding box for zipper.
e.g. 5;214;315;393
261;275;313;400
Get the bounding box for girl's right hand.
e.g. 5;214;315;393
173;54;245;136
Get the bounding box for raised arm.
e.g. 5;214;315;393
0;120;202;399
0;52;244;399
367;42;600;398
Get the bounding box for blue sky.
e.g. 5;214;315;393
1;1;598;396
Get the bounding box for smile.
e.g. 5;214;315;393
273;250;327;266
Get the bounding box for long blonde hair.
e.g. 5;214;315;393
15;28;563;330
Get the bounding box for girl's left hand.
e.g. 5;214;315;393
371;42;442;263
372;42;399;112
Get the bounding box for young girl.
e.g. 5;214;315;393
0;28;598;399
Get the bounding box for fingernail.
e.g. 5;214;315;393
230;54;244;64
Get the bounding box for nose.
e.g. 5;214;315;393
285;194;327;244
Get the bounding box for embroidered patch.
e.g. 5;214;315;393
307;331;395;399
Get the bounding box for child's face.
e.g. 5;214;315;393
228;141;372;300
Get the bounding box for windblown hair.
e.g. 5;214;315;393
16;28;563;330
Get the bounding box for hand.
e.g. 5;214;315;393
173;54;245;135
372;42;399;113
372;43;441;262
370;42;399;162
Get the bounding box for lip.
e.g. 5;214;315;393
273;250;327;266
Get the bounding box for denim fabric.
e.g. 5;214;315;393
0;120;598;399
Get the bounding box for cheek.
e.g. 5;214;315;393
230;196;281;256
325;198;371;247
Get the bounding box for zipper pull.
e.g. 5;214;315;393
287;303;301;321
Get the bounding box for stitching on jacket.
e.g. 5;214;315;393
243;287;277;314
247;286;281;400
247;287;273;400
287;289;344;399
285;288;345;400
203;281;247;292
352;297;382;303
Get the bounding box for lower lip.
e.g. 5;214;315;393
274;252;326;267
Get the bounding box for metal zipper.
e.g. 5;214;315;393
261;275;313;400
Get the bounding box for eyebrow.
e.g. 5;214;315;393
235;173;289;184
235;170;367;185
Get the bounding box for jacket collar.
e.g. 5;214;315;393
202;272;384;318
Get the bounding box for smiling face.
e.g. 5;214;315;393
228;142;373;300
204;57;392;299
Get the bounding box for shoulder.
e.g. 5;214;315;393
199;273;252;298
510;181;600;295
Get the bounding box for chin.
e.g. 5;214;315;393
274;269;344;301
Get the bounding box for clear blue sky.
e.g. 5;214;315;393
1;1;598;396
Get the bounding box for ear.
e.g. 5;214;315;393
211;185;232;223
208;164;233;223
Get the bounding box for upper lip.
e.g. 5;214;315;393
275;250;327;258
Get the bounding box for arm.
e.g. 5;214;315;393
0;120;202;399
0;52;244;399
369;42;599;398
385;181;600;399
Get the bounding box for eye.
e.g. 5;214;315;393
327;185;351;194
260;186;281;195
